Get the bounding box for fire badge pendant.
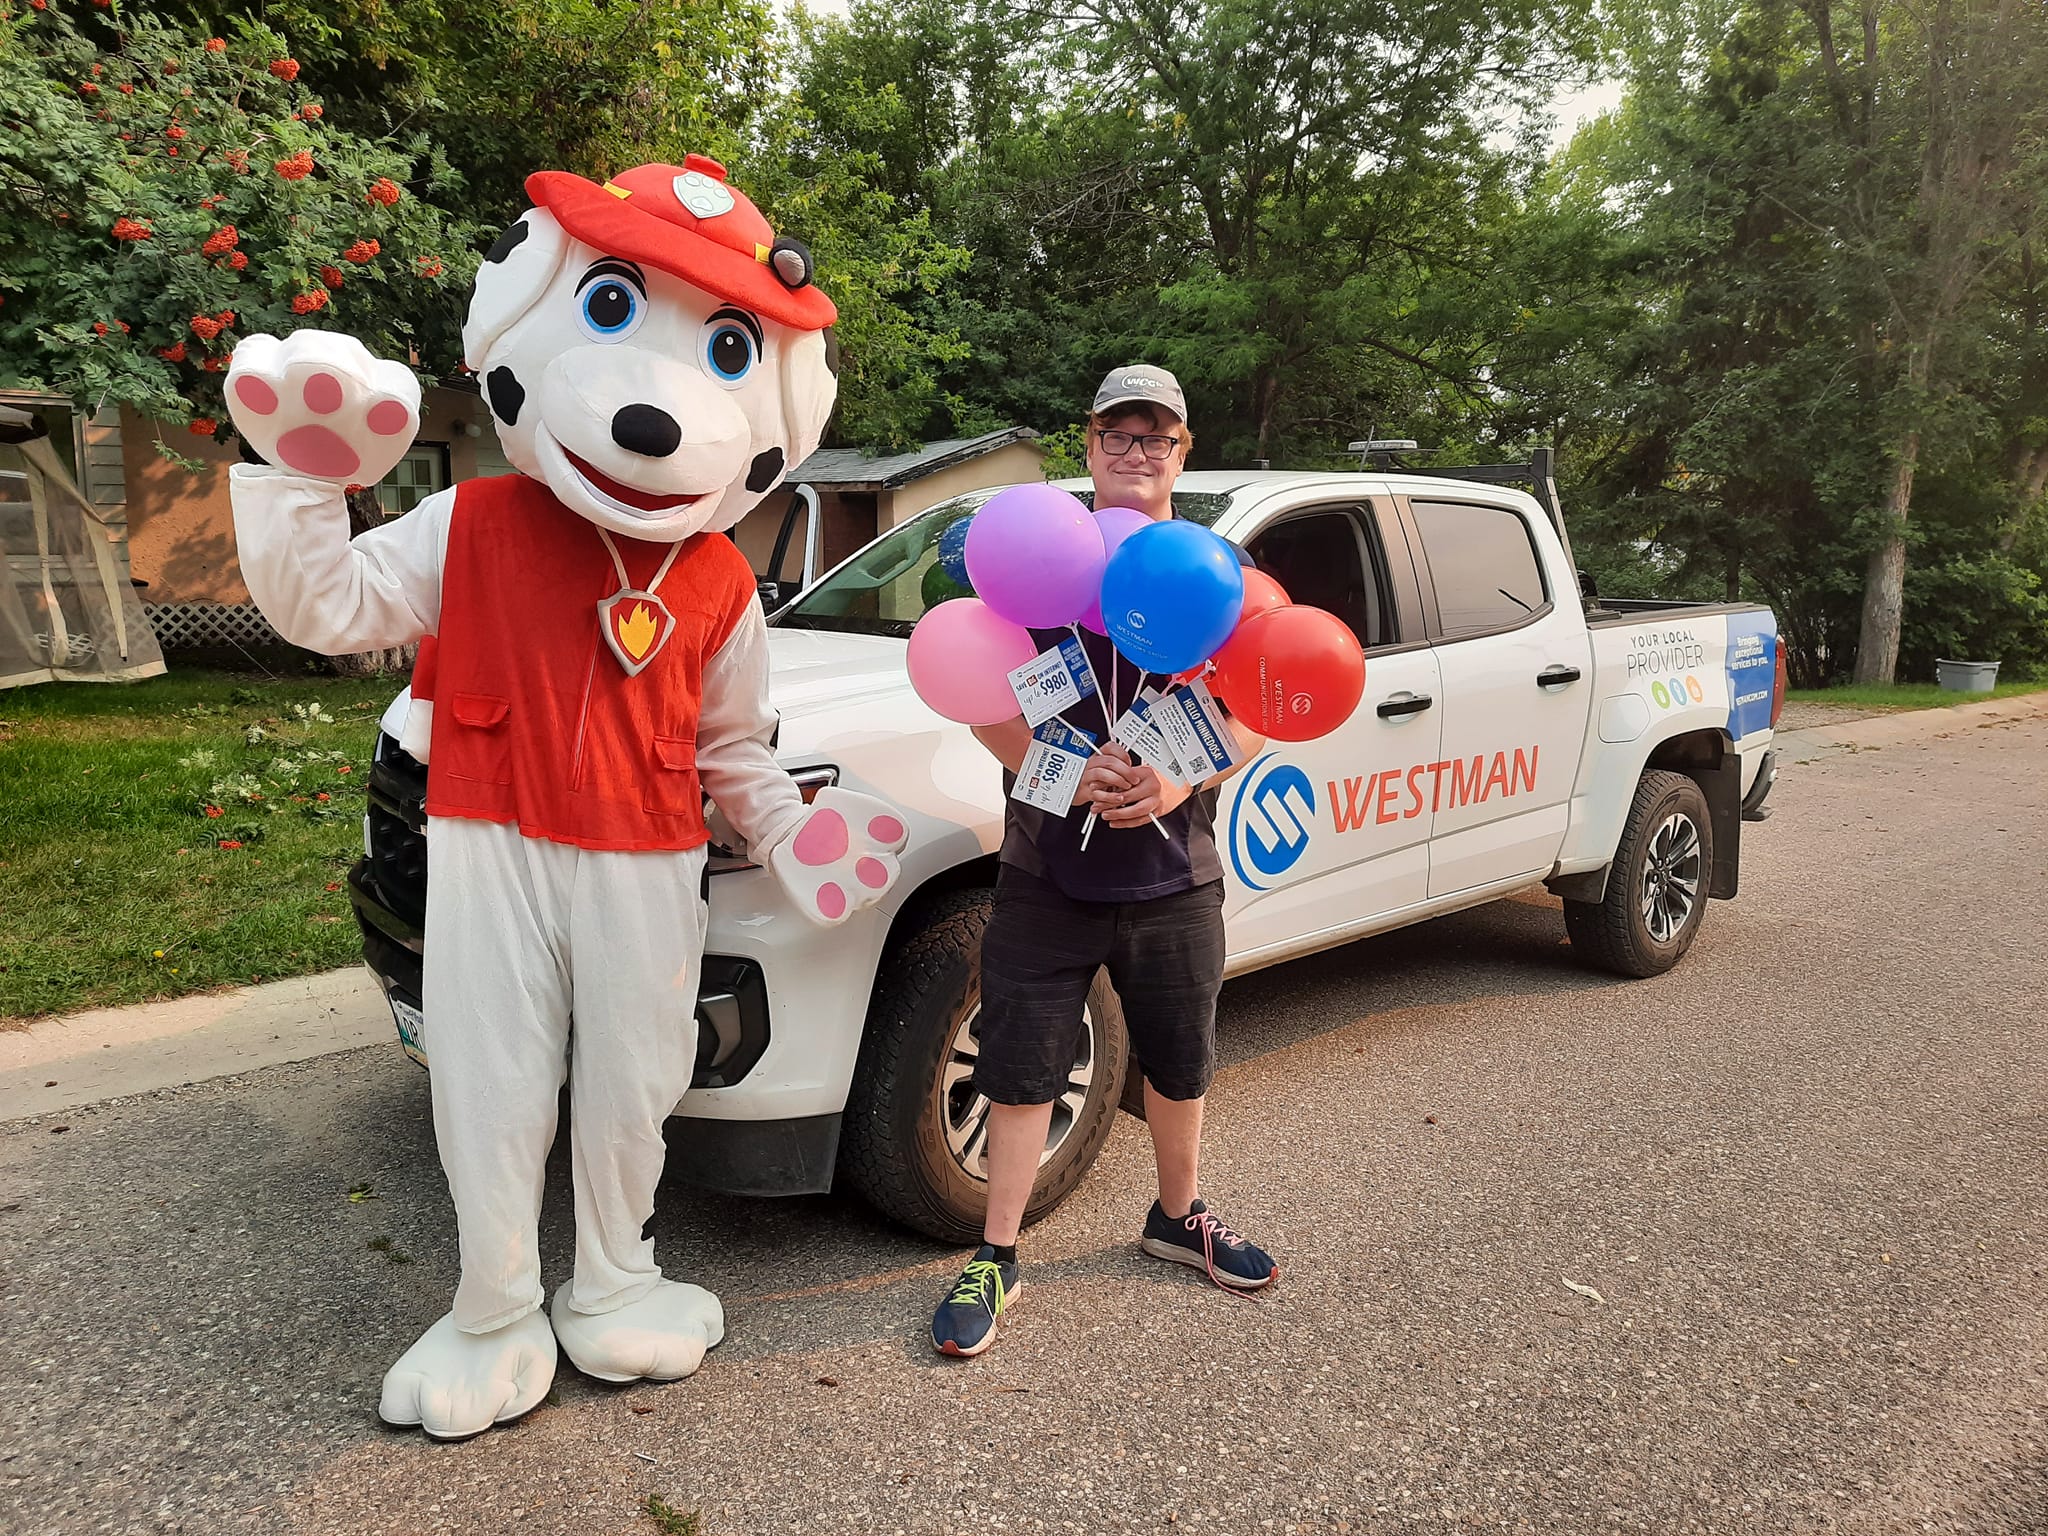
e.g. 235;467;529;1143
597;589;676;677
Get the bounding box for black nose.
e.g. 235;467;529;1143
611;404;682;458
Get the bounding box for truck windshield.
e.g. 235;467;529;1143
775;487;1233;639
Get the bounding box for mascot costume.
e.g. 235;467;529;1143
224;157;909;1440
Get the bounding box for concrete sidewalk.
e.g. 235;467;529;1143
5;686;2042;1125
0;966;390;1120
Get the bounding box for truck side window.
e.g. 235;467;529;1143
1409;499;1548;639
1245;508;1391;649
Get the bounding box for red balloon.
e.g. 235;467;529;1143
1239;570;1290;624
1211;606;1365;742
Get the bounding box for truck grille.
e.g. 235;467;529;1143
365;735;428;931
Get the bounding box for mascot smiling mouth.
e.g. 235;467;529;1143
559;446;705;516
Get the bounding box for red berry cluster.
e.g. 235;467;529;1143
224;149;249;173
201;224;238;255
227;250;248;270
205;38;226;53
416;257;445;279
275;149;314;181
291;288;330;315
111;216;153;241
189;418;217;436
342;238;381;263
269;58;300;81
159;341;187;363
367;178;401;206
166;125;187;141
189;309;234;340
294;104;324;121
319;264;346;289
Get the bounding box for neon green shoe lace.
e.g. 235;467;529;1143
948;1259;1009;1314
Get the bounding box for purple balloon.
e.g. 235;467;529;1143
964;484;1106;629
1079;506;1158;633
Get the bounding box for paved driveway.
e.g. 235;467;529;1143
3;706;2044;1535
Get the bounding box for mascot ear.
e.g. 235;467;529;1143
779;326;839;471
462;208;571;371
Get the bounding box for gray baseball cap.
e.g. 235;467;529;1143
1091;363;1186;422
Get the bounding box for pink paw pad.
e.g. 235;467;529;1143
367;399;411;435
234;376;278;415
867;815;905;845
855;857;889;889
817;882;847;920
302;372;344;414
791;809;849;867
274;424;362;480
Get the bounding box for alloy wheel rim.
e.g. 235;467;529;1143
1639;812;1702;944
940;1001;1096;1184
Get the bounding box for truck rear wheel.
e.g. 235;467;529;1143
839;889;1130;1245
1564;769;1713;979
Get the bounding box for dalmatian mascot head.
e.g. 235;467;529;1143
465;154;838;541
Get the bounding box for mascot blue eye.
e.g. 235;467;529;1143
581;281;638;338
705;324;754;382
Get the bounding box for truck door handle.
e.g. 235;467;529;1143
1376;693;1434;718
1537;665;1581;687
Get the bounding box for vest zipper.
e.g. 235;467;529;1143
570;623;600;790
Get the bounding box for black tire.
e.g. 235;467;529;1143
838;888;1130;1245
1563;769;1714;979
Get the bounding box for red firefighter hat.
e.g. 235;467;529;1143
525;156;837;331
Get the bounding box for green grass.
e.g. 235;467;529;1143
1785;678;2047;711
0;667;399;1022
644;1498;702;1535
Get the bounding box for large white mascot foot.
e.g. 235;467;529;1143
549;1278;725;1384
377;1309;558;1440
767;787;910;926
224;330;421;485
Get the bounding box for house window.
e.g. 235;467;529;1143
378;443;450;516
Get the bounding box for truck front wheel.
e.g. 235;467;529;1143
1564;769;1714;978
839;890;1130;1245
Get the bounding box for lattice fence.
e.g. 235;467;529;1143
144;602;283;650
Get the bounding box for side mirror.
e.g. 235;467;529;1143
756;578;788;612
1577;567;1599;601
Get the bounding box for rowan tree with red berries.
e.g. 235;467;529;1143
0;5;480;464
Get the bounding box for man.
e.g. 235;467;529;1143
931;364;1279;1359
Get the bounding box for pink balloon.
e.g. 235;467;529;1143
1079;505;1158;633
906;598;1041;725
964;484;1106;628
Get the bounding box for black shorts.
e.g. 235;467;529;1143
973;867;1226;1106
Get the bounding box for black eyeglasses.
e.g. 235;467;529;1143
1094;429;1181;461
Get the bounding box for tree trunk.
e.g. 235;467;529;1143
326;487;417;679
1852;423;1919;684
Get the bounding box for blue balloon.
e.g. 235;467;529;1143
1100;521;1246;674
937;515;973;585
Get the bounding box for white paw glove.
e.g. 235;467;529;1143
767;786;909;926
225;330;421;486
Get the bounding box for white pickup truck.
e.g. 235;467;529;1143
349;462;1783;1242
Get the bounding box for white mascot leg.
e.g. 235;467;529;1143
546;842;724;1382
377;817;573;1439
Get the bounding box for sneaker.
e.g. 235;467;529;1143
1141;1198;1279;1291
930;1245;1022;1357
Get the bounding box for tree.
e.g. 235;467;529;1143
1793;0;2048;681
1;5;479;457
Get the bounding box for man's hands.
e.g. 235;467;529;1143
1082;741;1190;829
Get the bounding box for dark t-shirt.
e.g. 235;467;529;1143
997;519;1252;904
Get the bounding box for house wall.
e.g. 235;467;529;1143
122;385;492;604
881;443;1046;529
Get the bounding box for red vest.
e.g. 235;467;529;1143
422;473;759;851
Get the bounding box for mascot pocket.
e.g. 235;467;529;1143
442;692;514;786
644;735;702;817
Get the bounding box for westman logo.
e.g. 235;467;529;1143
1228;756;1317;890
1329;747;1539;832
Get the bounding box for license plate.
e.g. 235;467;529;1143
390;996;429;1069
